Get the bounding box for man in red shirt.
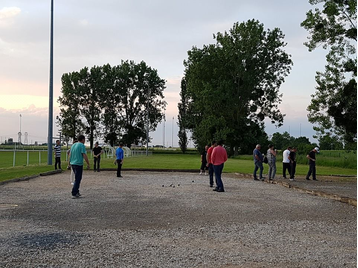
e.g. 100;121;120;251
206;141;217;187
211;140;228;192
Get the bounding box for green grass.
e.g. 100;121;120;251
0;152;356;183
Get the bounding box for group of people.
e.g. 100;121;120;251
253;144;319;181
200;141;228;192
55;135;125;199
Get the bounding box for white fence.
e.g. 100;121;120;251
0;147;151;167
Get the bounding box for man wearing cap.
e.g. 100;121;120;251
306;147;319;181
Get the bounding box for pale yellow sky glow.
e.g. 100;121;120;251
0;95;49;110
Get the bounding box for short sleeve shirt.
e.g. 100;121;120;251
253;148;263;163
283;149;290;163
308;150;316;164
70;142;87;166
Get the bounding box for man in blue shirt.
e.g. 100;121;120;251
69;135;90;198
253;144;264;181
115;142;124;178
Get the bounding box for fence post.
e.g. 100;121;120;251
13;150;16;167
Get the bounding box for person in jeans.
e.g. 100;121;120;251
69;135;90;199
211;140;227;192
206;141;217;187
306;147;319;181
54;140;62;170
253;144;264;181
266;144;277;181
92;142;103;172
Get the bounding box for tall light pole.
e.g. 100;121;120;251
47;0;54;165
163;108;166;148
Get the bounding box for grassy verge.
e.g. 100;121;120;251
0;154;356;183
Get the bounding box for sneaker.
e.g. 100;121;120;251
313;178;317;181
254;178;259;181
72;195;79;199
306;177;311;180
289;178;295;181
217;189;225;192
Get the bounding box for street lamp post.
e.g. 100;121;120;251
47;0;54;165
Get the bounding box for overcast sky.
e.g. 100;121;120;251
0;0;327;146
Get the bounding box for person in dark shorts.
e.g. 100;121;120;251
92;142;103;172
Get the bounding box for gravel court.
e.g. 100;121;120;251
0;171;356;267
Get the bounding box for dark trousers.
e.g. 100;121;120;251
94;156;101;171
116;160;122;177
208;163;214;186
71;165;83;196
283;163;291;178
213;163;224;190
306;162;316;180
290;162;296;179
254;161;263;179
55;157;61;170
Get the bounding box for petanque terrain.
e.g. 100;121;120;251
0;170;356;267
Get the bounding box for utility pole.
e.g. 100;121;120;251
47;0;54;165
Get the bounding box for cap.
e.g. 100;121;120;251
314;147;320;153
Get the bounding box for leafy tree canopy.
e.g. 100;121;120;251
57;61;166;148
301;0;357;145
180;20;293;155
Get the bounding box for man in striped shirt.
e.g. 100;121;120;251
54;140;62;170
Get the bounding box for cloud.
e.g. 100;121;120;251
79;19;89;27
0;7;21;19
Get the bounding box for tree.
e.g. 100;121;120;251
301;0;357;145
57;71;85;143
318;133;344;150
57;61;166;148
116;61;166;147
178;78;188;153
181;20;293;155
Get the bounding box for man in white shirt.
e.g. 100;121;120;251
282;146;291;179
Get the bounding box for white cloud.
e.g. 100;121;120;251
0;7;21;19
79;19;89;27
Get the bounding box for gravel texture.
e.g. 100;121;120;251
0;171;356;267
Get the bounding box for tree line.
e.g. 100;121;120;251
57;61;166;149
57;1;356;152
178;1;356;154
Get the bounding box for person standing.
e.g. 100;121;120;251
54;140;62;170
200;145;208;175
306;147;319;181
211;140;227;192
282;147;292;179
206;141;216;187
253;144;264;181
289;147;297;181
266;144;277;181
69;135;90;199
92;142;103;172
115;142;124;178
